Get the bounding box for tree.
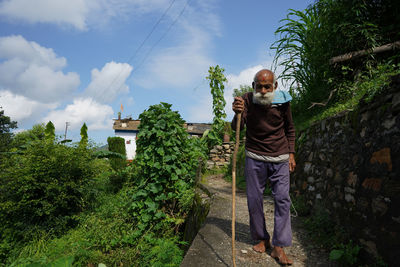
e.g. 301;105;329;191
44;121;55;142
107;136;126;171
0;109;17;152
79;123;88;147
11;124;45;149
233;85;253;98
206;65;227;148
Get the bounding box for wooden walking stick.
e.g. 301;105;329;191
232;112;242;267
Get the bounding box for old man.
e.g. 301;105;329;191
232;69;296;265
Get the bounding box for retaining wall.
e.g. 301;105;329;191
292;75;400;265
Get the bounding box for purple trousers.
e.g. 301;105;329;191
245;156;292;247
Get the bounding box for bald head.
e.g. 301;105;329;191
252;69;278;93
253;69;276;84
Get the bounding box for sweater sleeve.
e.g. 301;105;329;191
284;103;296;153
231;94;248;131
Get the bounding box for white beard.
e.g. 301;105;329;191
253;91;275;106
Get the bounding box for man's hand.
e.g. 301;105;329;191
232;97;244;114
289;153;296;172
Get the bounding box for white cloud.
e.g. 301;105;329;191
84;61;133;103
0;0;89;30
0;0;171;30
42;97;114;131
0;35;80;103
188;94;213;123
0;90;57;121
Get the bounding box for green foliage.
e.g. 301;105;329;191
44;121;55;142
11;124;45;149
272;0;400;116
206;65;227;149
107;136;126;171
143;237;184;267
294;61;400;132
79;123;88;147
226;143;246;190
0;108;17;152
233;85;253;98
132;102;205;235
329;241;360;266
290;195;311;216
0;139;98;262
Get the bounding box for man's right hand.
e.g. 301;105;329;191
232;97;244;114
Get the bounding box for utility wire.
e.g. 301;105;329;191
103;0;177;94
132;0;192;74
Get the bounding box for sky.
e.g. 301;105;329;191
0;0;314;145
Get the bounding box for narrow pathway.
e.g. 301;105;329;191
181;174;335;266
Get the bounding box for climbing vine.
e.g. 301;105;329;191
206;65;227;148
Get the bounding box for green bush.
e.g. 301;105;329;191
0;139;97;262
226;143;246;190
272;0;400;117
107;136;126;171
131;102;206;235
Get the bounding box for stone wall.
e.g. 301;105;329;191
207;142;234;169
292;75;400;265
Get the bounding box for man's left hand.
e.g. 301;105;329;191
289;153;296;172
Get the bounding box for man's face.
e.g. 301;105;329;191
252;72;276;106
254;73;275;95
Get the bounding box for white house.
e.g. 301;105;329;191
113;118;211;160
113;119;140;160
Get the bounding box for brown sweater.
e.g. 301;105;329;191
231;92;295;157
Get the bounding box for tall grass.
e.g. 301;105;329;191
271;0;400;118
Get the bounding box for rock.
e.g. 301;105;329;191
316;193;322;200
360;112;370;122
304;162;312;173
383;117;396;129
241;250;248;254
308;152;314;161
334;172;343;184
307;177;315;183
362;178;382;192
372;196;388;216
359;239;378;258
321;120;326;131
347;172;358;187
392;92;400;112
223;144;230;150
316;182;324;189
345;193;355;203
216;145;223;150
326;168;333;178
308;185;315;192
344;187;356;194
370;147;392;171
360;128;366;138
210;148;218;154
319;153;326;161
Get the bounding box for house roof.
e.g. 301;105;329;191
113;119;211;135
113;119;140;131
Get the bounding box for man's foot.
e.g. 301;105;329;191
271;246;293;265
252;240;272;253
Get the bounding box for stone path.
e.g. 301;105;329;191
181;174;335;267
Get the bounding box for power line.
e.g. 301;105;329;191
103;0;178;94
132;0;193;74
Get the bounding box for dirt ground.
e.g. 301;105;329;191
185;174;336;267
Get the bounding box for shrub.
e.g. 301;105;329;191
130;102;205;235
0;140;96;261
107;136;126;171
